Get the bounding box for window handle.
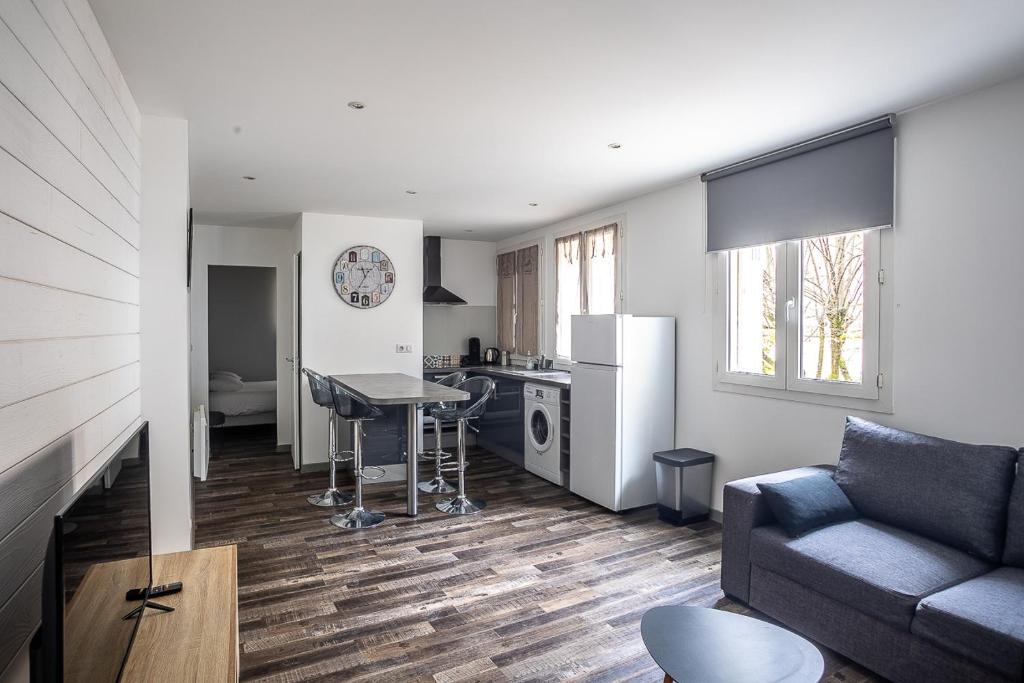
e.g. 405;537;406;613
785;297;796;323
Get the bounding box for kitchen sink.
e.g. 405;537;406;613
514;370;569;379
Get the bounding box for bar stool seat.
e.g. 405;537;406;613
328;378;388;530
435;376;495;516
418;370;466;495
302;368;354;507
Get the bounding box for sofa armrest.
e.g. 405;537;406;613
721;465;836;603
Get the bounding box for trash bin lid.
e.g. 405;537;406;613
653;448;715;467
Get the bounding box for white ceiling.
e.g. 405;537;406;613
91;0;1024;239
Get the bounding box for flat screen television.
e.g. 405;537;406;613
37;422;153;683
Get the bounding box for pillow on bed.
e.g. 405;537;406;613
211;370;242;381
210;375;244;392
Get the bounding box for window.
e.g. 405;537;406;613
555;223;620;358
715;229;889;408
496;245;540;356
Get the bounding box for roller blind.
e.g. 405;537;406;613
703;116;894;253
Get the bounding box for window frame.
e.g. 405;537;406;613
552;216;626;361
712;229;893;412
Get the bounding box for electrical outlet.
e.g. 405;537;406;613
396;344;413;353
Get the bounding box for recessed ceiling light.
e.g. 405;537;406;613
607;143;621;149
465;229;474;233
242;175;255;180
528;202;538;207
405;189;417;195
347;101;366;110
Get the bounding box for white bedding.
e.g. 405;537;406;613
210;380;276;416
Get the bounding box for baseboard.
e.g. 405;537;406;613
275;444;292;453
710;508;723;523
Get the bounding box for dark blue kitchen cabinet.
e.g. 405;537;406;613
473;374;524;465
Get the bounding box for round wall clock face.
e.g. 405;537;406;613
333;245;395;308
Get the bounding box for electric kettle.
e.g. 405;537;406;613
483;347;500;364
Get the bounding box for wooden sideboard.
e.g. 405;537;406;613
65;545;239;682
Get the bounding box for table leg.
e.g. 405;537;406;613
406;403;420;517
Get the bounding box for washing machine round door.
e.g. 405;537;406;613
528;403;553;453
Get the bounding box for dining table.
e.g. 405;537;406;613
328;372;470;516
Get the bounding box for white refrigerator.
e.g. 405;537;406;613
569;314;675;511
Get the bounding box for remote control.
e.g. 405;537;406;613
125;581;183;601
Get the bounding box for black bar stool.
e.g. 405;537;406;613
327;378;388;529
418;370;467;495
302;368;353;507
432;376;495;515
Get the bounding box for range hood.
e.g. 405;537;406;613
423;236;467;305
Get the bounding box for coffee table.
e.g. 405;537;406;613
641;606;824;682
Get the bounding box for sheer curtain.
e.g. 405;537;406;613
496;251;516;351
555;233;581;358
515;245;539;356
582;223;618;315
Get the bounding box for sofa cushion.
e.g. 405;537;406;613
834;416;1018;562
912;567;1024;681
756;473;859;537
749;519;991;630
1005;452;1024;568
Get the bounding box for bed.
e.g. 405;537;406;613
209;379;277;427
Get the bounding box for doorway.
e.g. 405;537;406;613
206;265;279;445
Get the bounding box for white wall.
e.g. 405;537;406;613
0;0;142;676
140;115;192;553
434;238;497;306
499;75;1024;512
189;224;294;444
423;238;497;354
298;213;423;464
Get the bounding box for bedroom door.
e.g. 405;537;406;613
290;251;302;469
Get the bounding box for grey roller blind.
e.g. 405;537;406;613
703;116;894;252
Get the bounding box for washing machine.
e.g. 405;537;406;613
524;383;565;486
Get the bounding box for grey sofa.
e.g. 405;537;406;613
722;417;1024;683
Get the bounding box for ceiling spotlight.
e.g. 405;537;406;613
405;189;417;195
347;101;366;110
528;202;538;207
607;143;621;149
242;175;256;181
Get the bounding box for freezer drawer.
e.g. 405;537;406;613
570;314;622;366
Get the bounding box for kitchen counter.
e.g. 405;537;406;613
424;364;571;388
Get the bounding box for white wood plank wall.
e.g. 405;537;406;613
0;0;141;675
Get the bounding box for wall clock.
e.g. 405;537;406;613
333;245;396;308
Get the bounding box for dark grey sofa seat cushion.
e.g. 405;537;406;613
834;417;1018;562
749;519;991;630
913;567;1024;681
1005;452;1024;567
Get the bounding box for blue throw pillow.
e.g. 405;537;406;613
757;473;859;537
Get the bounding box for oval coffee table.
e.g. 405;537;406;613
641;606;824;683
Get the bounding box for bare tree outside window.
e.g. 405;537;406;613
799;232;865;383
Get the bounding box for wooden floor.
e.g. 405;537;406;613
194;427;880;682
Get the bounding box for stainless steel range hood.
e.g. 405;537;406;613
423;236;467;305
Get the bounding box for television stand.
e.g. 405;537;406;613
64;546;239;682
121;600;174;621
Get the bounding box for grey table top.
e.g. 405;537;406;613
640;606;824;683
329;372;469;405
